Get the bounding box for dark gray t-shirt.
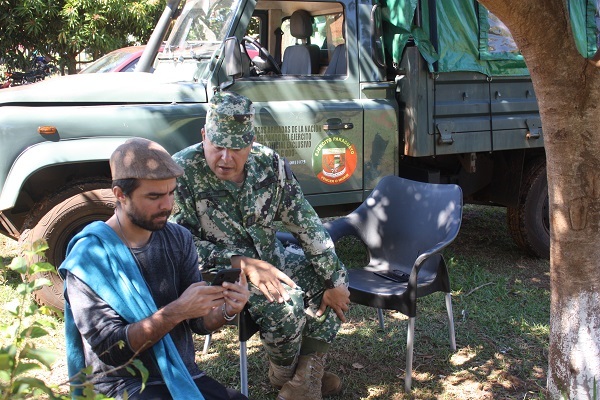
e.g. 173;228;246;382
66;222;209;398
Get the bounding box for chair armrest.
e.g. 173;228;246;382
276;216;358;246
414;229;459;271
323;217;358;242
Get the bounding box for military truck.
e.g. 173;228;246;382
0;0;597;308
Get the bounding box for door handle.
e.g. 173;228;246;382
323;122;354;130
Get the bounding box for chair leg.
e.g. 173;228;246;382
377;308;385;330
240;340;248;396
203;333;212;355
445;292;456;351
404;317;414;392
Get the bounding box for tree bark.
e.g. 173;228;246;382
477;0;600;398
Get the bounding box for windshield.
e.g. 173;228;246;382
165;0;239;53
154;0;240;80
80;48;142;73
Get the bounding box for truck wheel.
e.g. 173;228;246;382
19;180;115;309
506;158;550;259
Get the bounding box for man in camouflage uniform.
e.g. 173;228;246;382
171;91;350;400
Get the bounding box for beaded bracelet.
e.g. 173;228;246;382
222;303;236;321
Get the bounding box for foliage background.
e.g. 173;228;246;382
0;0;166;74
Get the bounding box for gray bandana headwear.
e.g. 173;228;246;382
205;91;255;149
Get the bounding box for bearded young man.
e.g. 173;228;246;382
59;138;250;400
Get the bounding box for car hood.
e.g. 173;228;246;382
0;72;208;105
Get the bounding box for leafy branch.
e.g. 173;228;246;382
0;240;148;399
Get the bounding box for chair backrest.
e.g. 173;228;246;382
326;175;462;270
281;10;320;74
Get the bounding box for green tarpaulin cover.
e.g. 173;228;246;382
569;0;599;57
382;0;598;76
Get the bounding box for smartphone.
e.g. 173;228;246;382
373;269;410;283
210;268;242;286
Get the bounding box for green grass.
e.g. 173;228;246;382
198;205;550;399
0;205;550;399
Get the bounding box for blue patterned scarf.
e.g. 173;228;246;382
58;221;204;399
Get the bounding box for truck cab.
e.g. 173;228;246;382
148;0;397;207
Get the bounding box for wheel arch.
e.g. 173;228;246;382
0;138;129;237
19;182;117;309
1;137;128;212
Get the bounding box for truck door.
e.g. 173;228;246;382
225;0;365;208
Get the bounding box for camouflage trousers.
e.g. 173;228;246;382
246;245;346;364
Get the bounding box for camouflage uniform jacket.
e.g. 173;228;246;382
171;142;346;288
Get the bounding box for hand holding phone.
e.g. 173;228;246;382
210;268;242;286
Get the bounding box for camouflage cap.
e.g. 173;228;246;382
205;91;255;149
110;137;184;180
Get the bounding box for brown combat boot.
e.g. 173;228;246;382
269;359;297;389
270;355;342;396
277;353;329;400
321;370;342;396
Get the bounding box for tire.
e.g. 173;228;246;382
19;180;115;309
506;158;550;259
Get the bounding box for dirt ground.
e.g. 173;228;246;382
452;205;550;290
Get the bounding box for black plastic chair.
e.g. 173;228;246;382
323;175;462;391
201;273;260;397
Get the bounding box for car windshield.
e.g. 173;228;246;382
80;50;138;73
164;0;239;54
154;0;240;80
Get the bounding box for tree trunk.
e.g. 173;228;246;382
64;52;79;75
477;0;600;398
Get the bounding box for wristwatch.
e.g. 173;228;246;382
324;278;335;289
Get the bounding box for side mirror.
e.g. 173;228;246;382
223;37;243;78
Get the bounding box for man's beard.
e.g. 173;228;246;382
127;206;171;231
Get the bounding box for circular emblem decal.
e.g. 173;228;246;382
312;136;357;185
